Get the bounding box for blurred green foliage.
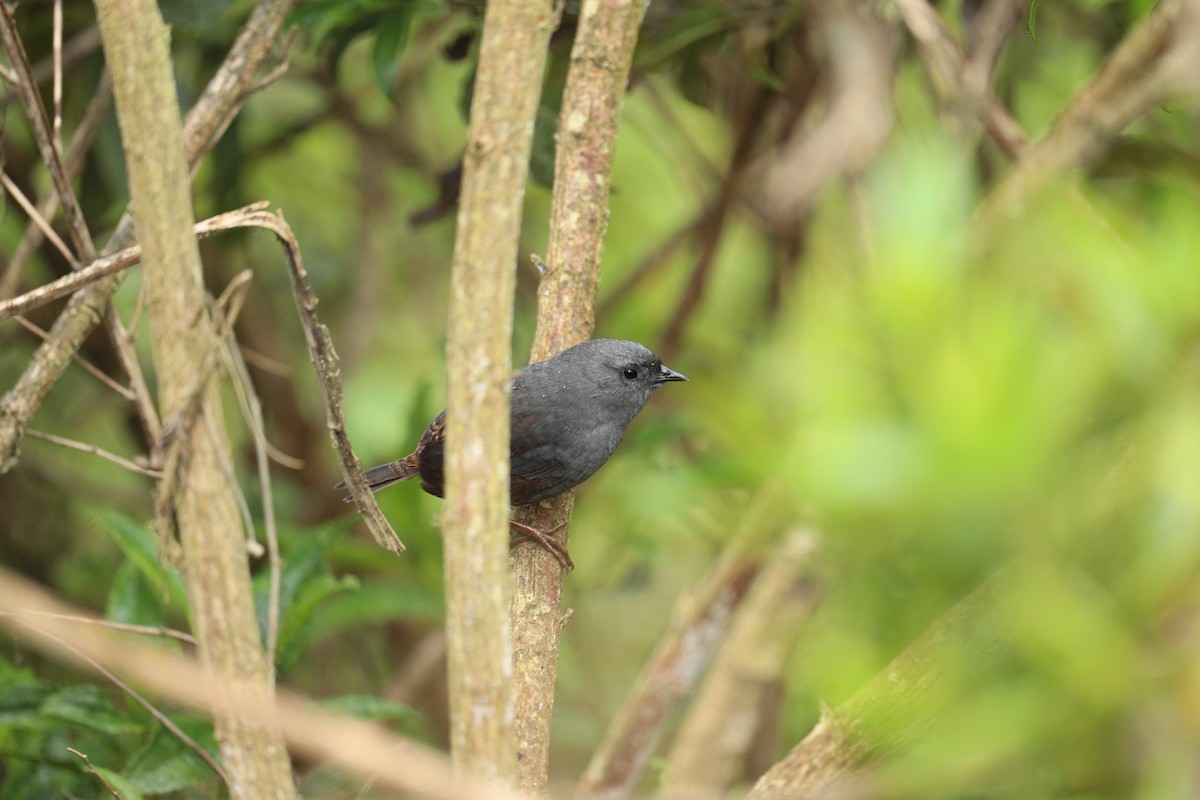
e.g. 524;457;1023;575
2;0;1200;797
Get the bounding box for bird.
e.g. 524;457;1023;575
342;339;686;569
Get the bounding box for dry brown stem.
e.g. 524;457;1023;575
0;203;266;320
760;2;895;221
984;0;1200;216
888;0;1029;157
245;209;403;553
578;540;760;800
441;0;557;784
93;1;295;795
0;567;536;800
0;0;293;474
509;0;647;794
659;530;823;800
0;66;110;299
0;4;97;265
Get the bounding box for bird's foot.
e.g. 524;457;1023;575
508;519;572;571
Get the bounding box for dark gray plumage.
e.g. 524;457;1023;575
346;339;686;567
358;338;686;503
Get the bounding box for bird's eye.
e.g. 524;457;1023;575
622;367;638;380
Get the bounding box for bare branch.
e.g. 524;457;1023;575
0;610;196;644
26;429;161;479
12;316;135;401
579;541;760;800
441;0;559;782
94;0;295;793
1;70;112;301
0;3;97;263
0;170;79;268
759;1;895;221
510;0;648;792
984;0;1200;216
0;567;535;800
889;0;1029;157
0;0;295;474
660;531;823;800
744;573;1010;799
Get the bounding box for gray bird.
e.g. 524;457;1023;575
347;339;687;568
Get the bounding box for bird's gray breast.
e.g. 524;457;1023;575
509;378;628;491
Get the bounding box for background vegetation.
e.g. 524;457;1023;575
2;0;1199;797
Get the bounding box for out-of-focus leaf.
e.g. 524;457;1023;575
320;694;420;723
106;561;167;630
255;533;359;670
125;715;219;794
309;580;443;640
93;767;145;800
40;686;143;736
293;0;445;89
275;572;360;671
97;512;188;612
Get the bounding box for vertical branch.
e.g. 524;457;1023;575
509;0;647;793
91;2;296;797
442;0;557;785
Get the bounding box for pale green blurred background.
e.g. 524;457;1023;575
2;0;1200;797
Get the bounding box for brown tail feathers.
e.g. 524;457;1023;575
337;455;420;501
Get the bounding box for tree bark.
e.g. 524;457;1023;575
509;1;647;793
92;2;296;797
442;0;557;785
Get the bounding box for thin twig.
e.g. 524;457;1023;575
13;316;136;401
26;429;161;479
0;567;534;800
0;170;80;268
0;203;272;320
1;69;112;300
983;0;1200;217
0;0;295;476
30;25;102;87
0;611;195;644
17;619;229;786
67;748;121;799
0;2;97;263
53;0;63;153
889;0;1029;157
217;292;285;680
244;209;403;552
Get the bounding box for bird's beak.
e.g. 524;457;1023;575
658;364;688;383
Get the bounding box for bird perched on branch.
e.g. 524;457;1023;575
341;338;687;569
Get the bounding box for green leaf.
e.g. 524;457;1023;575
319;694;420;723
254;534;359;671
0;669;54;729
125;715;219;794
372;7;417;95
97;512;188;612
92;766;145;800
106;561;167;630
275;573;360;671
308;580;443;640
40;685;143;736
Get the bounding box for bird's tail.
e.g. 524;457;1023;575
337;455;420;501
